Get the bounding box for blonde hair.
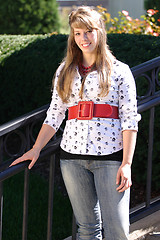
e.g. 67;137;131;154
56;6;115;103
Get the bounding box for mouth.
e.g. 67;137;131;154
81;43;91;48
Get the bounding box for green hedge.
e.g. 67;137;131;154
0;34;68;124
0;33;160;190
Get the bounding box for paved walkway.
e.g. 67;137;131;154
129;210;160;240
64;210;160;240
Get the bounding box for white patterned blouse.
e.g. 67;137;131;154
44;60;141;156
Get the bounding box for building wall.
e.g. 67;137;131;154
57;0;108;8
57;0;146;34
57;0;145;19
108;0;145;19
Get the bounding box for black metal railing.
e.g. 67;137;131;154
0;105;62;240
130;56;160;223
0;56;160;240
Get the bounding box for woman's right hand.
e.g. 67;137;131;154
10;147;40;169
10;124;56;169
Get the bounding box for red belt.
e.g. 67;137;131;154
68;101;119;120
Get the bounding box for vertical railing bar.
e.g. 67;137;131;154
0;137;3;240
145;68;156;208
22;125;30;240
146;107;155;208
0;185;3;240
151;68;156;95
47;154;55;240
22;169;30;240
72;213;77;240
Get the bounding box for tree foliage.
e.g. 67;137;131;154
0;0;60;34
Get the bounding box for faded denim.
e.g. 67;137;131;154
60;159;130;240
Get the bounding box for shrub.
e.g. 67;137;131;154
0;34;68;124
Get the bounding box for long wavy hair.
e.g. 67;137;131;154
56;6;115;103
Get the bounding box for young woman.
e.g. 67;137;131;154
11;6;141;240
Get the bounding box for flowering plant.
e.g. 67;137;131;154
97;6;160;36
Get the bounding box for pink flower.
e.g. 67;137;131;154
147;9;159;16
122;10;129;16
153;32;159;36
126;16;132;21
146;25;153;33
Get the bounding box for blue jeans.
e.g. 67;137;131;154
60;159;130;240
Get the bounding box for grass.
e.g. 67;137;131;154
3;171;72;240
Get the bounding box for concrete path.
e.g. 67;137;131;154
64;210;160;240
129;210;160;240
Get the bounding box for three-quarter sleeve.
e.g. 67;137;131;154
43;64;67;132
118;64;141;131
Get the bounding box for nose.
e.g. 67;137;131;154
82;32;88;40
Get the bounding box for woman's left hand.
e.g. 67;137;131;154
116;164;132;192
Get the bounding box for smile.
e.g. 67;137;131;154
81;43;91;47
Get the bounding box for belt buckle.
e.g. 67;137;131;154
77;101;94;120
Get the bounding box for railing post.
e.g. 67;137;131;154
0;137;3;240
22;168;30;240
22;125;30;240
0;186;2;240
47;154;55;240
146;67;155;208
72;214;77;240
146;107;155;208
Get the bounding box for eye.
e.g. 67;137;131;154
75;32;80;36
87;30;93;33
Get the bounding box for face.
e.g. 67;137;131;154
73;27;98;56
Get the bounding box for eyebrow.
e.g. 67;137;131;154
74;28;89;33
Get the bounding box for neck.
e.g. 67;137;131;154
82;54;96;67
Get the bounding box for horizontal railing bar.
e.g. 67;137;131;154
137;91;160;105
0;136;61;182
0;104;49;137
131;56;160;76
0;159;16;172
0;96;160;182
138;95;160;113
0;161;31;182
130;198;160;223
0;94;159;183
1;93;160;138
